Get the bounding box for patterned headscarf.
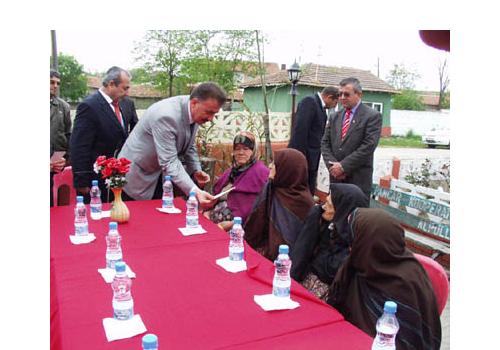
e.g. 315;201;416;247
229;131;258;183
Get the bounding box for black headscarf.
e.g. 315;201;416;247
290;183;369;284
327;208;442;350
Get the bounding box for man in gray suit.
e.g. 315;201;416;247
321;77;382;198
119;82;226;207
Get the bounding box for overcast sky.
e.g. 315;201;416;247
56;30;449;92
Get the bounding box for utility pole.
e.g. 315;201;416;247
51;30;58;71
377;57;380;78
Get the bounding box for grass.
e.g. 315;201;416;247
378;135;425;148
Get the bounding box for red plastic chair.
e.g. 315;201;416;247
414;253;449;315
52;166;77;207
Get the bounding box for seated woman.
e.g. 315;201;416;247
204;131;269;230
244;148;315;261
327;208;442;350
290;183;369;299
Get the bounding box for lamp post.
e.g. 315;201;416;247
287;61;301;132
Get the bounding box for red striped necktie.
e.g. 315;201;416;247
112;100;123;127
341;109;352;140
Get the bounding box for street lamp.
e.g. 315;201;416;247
287;61;301;131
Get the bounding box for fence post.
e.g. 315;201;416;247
392;157;401;179
379;175;392;205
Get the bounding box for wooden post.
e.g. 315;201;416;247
392;157;401;179
379;175;392;205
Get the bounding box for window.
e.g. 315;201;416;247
364;102;383;113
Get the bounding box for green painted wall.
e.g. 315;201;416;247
241;86;393;127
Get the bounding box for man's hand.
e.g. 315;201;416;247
50;158;66;173
195;189;215;209
76;187;90;195
194;170;210;188
328;161;345;179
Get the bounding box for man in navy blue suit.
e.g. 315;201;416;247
70;66;133;202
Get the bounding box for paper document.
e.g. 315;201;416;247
212;187;235;200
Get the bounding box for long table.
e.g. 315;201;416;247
50;198;372;349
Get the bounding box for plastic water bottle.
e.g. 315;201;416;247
111;261;134;320
162;175;174;209
185;191;199;228
229;217;245;261
142;334;158;350
272;245;292;298
106;222;123;269
90;180;102;219
74;196;89;236
371;301;400;350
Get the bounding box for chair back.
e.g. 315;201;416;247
414;253;449;315
52;166;77;206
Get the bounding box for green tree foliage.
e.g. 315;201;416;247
56;53;87;102
392;90;426;111
129;67;154;84
134;30;258;96
386;63;421;90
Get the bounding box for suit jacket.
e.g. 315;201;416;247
321;103;382;196
70;91;133;189
288;94;328;174
120;97;139;133
118;95;202;200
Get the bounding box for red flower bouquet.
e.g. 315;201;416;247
93;155;131;189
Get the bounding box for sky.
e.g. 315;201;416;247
55;30;449;92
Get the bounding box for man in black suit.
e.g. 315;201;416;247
120;96;139;133
70;66;133;202
321;77;382;198
289;86;339;195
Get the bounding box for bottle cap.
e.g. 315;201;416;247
76;196;84;203
109;222;118;230
384;301;397;314
164;175;171;181
92;180;98;186
278;244;289;254
142;334;158;349
233;217;242;225
189;191;196;197
115;261;126;273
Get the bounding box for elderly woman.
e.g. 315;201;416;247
327;208;442;350
290;183;369;299
204;131;269;230
244;148;315;261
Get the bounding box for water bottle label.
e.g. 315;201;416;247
106;257;123;269
162;198;173;208
374;332;396;347
273;286;290;298
186;217;198;227
75;224;89;236
113;307;134;320
90;205;102;213
229;250;244;261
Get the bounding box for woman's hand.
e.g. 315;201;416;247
217;220;233;231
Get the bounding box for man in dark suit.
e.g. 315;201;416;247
289;86;339;194
70;66;134;202
321;77;382;198
120;96;139;133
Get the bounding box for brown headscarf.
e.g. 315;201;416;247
244;149;315;260
327;208;441;350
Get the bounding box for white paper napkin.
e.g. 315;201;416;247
178;226;207;236
69;233;96;244
98;265;136;283
216;257;247;273
253;294;300;311
101;210;111;218
156;207;182;214
102;314;147;342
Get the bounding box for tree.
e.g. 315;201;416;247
134;30;191;96
55;53;87;102
392;90;425;111
129;67;154;84
385;63;421;90
438;58;450;109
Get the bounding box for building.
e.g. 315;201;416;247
239;63;398;136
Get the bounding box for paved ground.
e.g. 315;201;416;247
374;146;450;162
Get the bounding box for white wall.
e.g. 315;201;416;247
391;109;449;136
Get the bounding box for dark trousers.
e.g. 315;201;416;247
122;175;187;202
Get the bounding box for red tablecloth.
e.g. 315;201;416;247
51;198;372;349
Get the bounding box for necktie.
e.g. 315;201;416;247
112;100;123;127
341;109;351;140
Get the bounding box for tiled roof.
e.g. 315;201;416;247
417;91;440;106
240;63;397;93
87;76;167;98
